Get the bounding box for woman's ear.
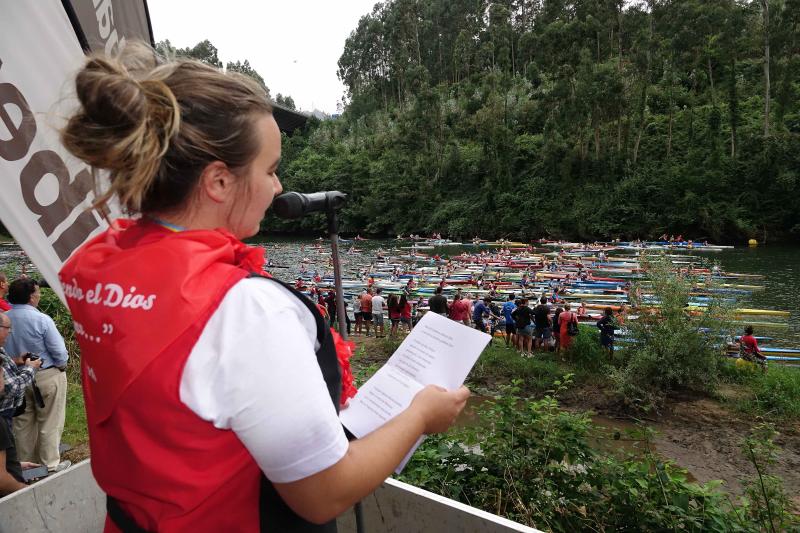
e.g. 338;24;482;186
198;161;236;204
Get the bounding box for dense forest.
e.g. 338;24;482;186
276;0;800;243
170;0;800;243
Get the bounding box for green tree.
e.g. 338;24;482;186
275;93;296;110
274;0;800;243
177;39;223;67
226;59;269;95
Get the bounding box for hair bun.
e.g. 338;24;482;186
62;42;272;216
76;56;148;131
62;50;181;212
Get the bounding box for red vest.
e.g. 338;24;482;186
60;220;270;532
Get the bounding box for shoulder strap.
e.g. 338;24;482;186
107;496;151;533
251;275;328;344
248;274;341;533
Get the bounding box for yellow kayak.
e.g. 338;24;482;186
685;306;790;318
735;308;790;317
566;293;626;300
698;283;765;291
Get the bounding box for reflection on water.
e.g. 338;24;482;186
691;245;800;346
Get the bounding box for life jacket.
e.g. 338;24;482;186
59;220;350;532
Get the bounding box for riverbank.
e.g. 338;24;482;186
349;333;800;503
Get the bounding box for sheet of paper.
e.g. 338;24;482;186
339;364;423;439
386;311;490;390
339;312;491;473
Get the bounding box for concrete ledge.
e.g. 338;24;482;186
337;478;542;532
0;459;104;533
0;460;541;532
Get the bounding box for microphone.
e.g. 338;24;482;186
272;191;347;219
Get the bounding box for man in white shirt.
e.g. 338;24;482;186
371;288;386;338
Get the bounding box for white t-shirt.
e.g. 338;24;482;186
179;278;349;483
371;295;385;314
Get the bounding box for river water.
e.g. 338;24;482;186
686;244;800;347
1;236;797;346
252;237;800;347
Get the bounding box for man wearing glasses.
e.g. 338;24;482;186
0;312;43;495
0;313;41;429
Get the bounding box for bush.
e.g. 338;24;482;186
563;325;608;372
741;423;799;532
397;378;792;531
613;255;732;410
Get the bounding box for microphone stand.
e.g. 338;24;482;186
325;207;366;533
326;208;348;342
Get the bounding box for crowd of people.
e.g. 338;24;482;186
332;279;623;361
331;287;415;338
0;272;71;497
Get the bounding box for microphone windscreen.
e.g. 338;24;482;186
272;192;305;219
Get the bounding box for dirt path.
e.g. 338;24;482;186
653;396;800;499
559;387;800;501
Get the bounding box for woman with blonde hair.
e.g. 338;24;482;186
59;45;468;532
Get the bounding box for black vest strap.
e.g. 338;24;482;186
107;496;152;533
250;275;341;533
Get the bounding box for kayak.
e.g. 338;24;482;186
734;308;791;317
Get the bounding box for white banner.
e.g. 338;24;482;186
0;0;114;301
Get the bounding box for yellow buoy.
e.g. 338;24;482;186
748;239;758;246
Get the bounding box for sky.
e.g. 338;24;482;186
147;0;379;114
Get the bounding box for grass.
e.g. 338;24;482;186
719;362;800;420
63;381;88;447
351;325;616;398
469;341;565;394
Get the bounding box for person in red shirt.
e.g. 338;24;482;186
398;294;413;333
359;288;374;336
387;294;401;336
448;294;470;325
0;273;10;312
558;303;579;352
740;326;766;370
